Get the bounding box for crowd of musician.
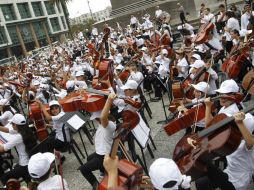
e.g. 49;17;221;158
0;1;254;190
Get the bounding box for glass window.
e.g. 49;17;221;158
19;24;33;43
7;26;19;45
44;1;56;15
50;17;60;32
61;17;66;29
17;3;31;19
0;27;7;44
1;4;16;21
56;2;61;13
33;22;46;39
32;2;44;17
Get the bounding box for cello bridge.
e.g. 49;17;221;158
187;137;197;149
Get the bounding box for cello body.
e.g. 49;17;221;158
98;159;143;190
193;23;214;44
30;102;48;141
173;114;242;180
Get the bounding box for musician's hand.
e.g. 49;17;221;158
204;97;212;107
177;105;188;113
108;93;117;101
103;154;118;174
140;176;154;189
234;112;245;124
20;186;29;190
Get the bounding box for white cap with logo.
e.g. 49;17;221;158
28;152;55;178
149;158;191;190
191;82;209;93
120;80;138;90
190;60;205;69
215;79;239;94
8;114;26;125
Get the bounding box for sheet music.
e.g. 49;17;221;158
67;114;86;131
131;114;150;148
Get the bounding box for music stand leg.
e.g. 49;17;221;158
157;94;169;124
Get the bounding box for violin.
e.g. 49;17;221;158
172;103;254;180
242;68;254;95
98;110;143;190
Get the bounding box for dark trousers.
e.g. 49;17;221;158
1;164;30;185
180;12;186;24
79;152;105;186
195;164;236;190
43;135;67;153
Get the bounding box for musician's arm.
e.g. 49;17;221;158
37;101;52;121
101;93;116;128
234;112;254;150
0;126;9;133
103;154;118;188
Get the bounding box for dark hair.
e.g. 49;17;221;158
16;124;37;155
231;29;240;36
225;11;235;18
205;8;210;12
219;4;225;8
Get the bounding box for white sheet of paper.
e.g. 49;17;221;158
67;114;85;131
131;113;150;148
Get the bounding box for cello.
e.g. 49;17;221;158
172;103;254;180
98;110;143;190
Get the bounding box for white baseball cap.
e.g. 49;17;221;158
0;98;10;106
33;80;40;86
161;49;168;55
90;110;102;120
191;54;201;60
141;47;148;51
66;80;75;89
215;79;239;94
149;158;191;190
49;100;60;107
115;64;124;71
28;152;55;178
190;60;205;69
191;82;209;93
120;80;138;90
8;114;26;125
75;71;84;77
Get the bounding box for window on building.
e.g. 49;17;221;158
50;17;60;32
44;1;56;15
7;26;19;45
32;2;44;17
61;16;66;29
17;3;31;19
33;22;46;39
0;27;7;44
56;2;62;13
1;4;16;21
19;24;33;43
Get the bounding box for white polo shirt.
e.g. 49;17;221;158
0;111;14;126
52;111;70;142
218;103;239;116
4;133;29;166
95;121;116;155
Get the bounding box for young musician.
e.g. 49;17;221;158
28;152;69;190
37;100;69;156
175;48;189;81
0;114;37;184
195;111;254;190
79;93;117;190
0;99;16;126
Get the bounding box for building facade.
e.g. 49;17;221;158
0;0;69;59
70;6;111;25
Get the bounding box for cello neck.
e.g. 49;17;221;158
198;104;254;138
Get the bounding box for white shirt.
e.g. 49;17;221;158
241;12;250;30
52;111;70;142
218;103;239;116
4;133;29;166
95;121;116;155
0;111;14;126
192;98;205;128
130;17;138;24
226;18;240;31
201;13;215;24
37;175;69;190
128;71;144;85
207;68;218;95
114;94;141;112
177;57;189;78
155;9;163;18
